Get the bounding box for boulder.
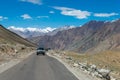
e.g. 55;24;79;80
98;69;111;80
73;63;79;67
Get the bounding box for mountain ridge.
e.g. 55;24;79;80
8;25;75;38
29;19;120;53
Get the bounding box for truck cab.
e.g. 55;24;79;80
36;47;46;55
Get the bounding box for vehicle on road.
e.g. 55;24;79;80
36;48;46;55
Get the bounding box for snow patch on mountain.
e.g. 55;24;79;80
8;25;76;38
8;26;56;33
8;26;56;38
47;25;75;36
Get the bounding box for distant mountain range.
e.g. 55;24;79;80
8;25;75;38
29;19;120;53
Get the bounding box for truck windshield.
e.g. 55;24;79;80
37;48;44;50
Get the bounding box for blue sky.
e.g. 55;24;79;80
0;0;120;29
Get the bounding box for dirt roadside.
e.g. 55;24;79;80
47;51;101;80
0;51;35;74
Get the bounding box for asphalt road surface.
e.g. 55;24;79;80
0;54;78;80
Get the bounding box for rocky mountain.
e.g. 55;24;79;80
27;25;75;43
29;19;120;53
47;25;75;36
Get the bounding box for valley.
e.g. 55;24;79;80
0;19;120;80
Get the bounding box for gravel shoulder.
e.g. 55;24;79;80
47;52;100;80
0;52;78;80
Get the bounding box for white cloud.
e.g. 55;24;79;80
8;26;56;33
20;0;42;5
53;6;91;19
49;11;55;14
21;14;32;19
37;16;49;18
0;16;8;21
94;13;119;17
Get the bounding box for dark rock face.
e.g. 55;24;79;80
30;19;120;53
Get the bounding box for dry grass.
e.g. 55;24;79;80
64;50;120;72
0;38;35;61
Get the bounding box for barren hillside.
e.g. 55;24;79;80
0;25;36;62
30;19;120;54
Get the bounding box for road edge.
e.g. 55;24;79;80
0;51;35;74
47;53;99;80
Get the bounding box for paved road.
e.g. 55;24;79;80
0;54;78;80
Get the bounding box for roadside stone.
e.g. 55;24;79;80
91;64;97;69
94;72;103;78
50;51;120;80
110;76;117;80
73;63;79;67
98;69;111;80
91;71;99;77
79;62;87;67
65;57;73;60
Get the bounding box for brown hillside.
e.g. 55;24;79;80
30;19;120;53
0;25;36;47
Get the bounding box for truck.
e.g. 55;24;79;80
36;47;46;55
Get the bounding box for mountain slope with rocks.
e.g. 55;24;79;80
27;25;75;44
30;19;120;54
0;25;36;63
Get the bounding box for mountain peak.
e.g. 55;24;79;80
81;20;105;31
8;26;56;33
8;25;76;38
31;19;120;53
8;26;56;38
57;25;75;30
87;20;105;24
